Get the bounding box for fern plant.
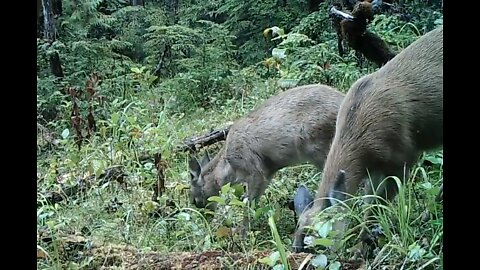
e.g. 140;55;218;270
144;21;239;112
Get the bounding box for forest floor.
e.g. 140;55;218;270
37;232;366;269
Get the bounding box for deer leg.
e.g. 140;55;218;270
351;168;407;259
238;172;269;237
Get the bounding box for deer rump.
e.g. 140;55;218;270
293;25;443;252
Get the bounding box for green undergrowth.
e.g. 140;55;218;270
37;1;443;268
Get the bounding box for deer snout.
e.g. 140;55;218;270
193;197;206;208
292;233;306;253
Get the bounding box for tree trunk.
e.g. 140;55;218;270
37;0;42;21
52;0;63;16
132;0;144;6
308;0;324;12
164;0;179;23
42;0;64;78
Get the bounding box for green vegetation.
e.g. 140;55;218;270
37;0;443;268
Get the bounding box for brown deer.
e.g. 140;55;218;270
293;25;443;252
188;84;345;209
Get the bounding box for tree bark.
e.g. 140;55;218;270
37;0;42;21
132;0;145;6
177;126;230;152
52;0;63;16
308;0;324;12
164;0;179;23
42;0;64;78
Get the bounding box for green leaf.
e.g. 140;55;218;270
232;184;245;197
224;217;233;227
111;113;120;125
255;206;272;220
408;243;426;261
315;221;333;238
328;261;341;270
425;155;442;165
207;196;225;205
100;126;107;138
221;183;231;194
229;198;245;207
144;162;154;170
61;129;70;139
272;48;286;60
269;251;281;265
174;182;190;191
313;238;334;247
177;212;191;221
142;200;160;214
311;254;328;268
277;78;300;88
100;181;110;189
126;116;137;125
420;182;432;189
273;264;285;270
92;160;105;177
258;257;274;267
131;67;141;73
203;235;212;250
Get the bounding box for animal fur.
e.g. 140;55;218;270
294;25;443;252
188;84;345;209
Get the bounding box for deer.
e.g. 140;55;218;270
293;25;443;253
188;84;345;210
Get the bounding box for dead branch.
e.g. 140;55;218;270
330;6;354;21
40;166;127;205
152;153;166;201
176;126;231;153
330;2;396;67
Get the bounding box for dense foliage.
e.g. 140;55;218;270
37;0;443;269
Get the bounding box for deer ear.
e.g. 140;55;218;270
188;157;201;180
328;170;347;206
200;152;211;167
294;185;314;216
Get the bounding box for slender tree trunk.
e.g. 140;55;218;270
37;0;42;21
52;0;63;16
38;0;62;39
38;0;43;36
308;0;323;12
132;0;144;6
164;0;179;23
42;0;64;78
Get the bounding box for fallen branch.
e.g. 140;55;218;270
329;2;396;67
40;166;127;205
177;126;231;152
330;6;354;21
